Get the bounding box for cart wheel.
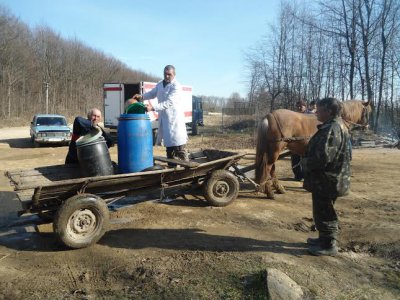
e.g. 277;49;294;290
204;170;239;207
53;194;109;249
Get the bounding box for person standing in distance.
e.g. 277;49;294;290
132;65;188;161
306;100;317;114
302;98;351;256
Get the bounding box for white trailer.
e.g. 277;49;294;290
103;82;195;134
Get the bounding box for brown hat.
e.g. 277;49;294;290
296;100;306;107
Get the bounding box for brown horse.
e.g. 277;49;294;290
255;100;371;199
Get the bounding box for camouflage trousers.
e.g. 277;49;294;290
312;193;338;241
166;145;189;162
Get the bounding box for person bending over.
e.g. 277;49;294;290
65;108;114;164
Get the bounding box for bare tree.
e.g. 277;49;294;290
374;0;400;131
245;0;400;133
0;7;159;122
358;0;379;104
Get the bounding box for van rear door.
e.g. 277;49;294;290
104;83;123;129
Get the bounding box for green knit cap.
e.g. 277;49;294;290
125;102;146;114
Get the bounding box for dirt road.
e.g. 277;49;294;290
0;127;399;299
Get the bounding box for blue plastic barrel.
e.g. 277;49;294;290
117;114;153;173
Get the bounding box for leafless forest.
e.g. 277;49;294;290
0;5;158;122
244;0;400;133
1;1;400;134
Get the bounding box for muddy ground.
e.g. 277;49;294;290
0;124;399;299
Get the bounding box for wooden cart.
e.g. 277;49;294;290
5;149;250;249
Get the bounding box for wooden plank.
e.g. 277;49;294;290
6;165;82;190
15;190;35;210
20;176;53;187
6;165;81;177
13;166;180;191
153;156;200;168
193;153;245;168
16;190;34;201
26;172;165;205
18;169;81;180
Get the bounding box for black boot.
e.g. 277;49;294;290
308;238;338;256
306;237;320;246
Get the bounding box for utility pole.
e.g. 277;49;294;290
44;82;49;114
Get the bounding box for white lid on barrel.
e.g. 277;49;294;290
76;127;102;146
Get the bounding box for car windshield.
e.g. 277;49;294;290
36;117;67;126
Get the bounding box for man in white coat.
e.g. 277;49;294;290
133;65;188;161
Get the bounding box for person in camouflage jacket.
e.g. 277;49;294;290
302;97;351;256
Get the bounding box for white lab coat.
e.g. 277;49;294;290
142;79;188;147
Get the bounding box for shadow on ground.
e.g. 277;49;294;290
0;226;308;256
0;191;21;227
100;228;308;256
0;138;67;149
0;137;33;148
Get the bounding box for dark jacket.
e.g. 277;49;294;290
302;117;351;197
65;116;114;164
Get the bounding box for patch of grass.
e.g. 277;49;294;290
371;241;400;260
242;270;268;300
226;119;256;132
106;253;271;299
383;270;400;291
189;133;255;150
335;287;382;300
345;240;400;261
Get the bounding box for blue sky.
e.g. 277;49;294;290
1;0;280;98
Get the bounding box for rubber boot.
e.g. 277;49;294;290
306;237;320;246
308;238;338;256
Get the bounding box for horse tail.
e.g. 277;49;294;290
255;115;270;183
